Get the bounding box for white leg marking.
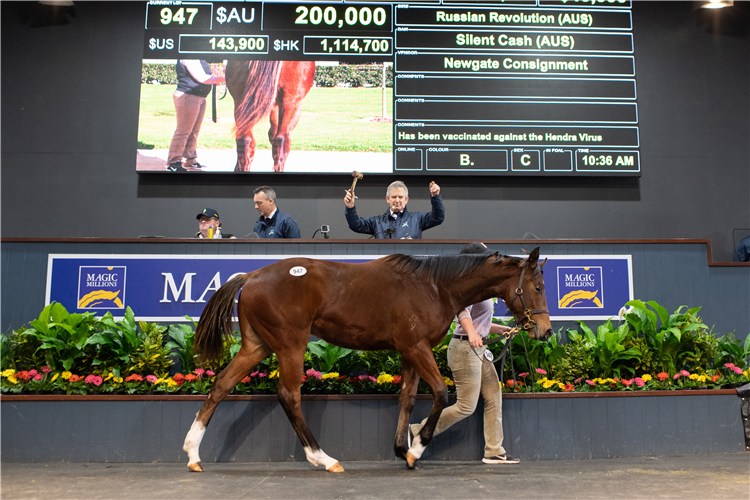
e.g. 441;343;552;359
183;418;206;466
408;434;426;460
304;447;340;470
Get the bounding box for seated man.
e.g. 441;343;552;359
734;235;750;262
195;208;235;238
253;186;301;239
344;180;444;239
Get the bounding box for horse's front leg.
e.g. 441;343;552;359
401;343;449;469
184;323;271;471
393;359;419;461
275;345;345;473
233;135;256;172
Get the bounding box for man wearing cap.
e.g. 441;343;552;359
195;208;235;239
253;186;301;239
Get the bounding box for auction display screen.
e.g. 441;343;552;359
138;0;639;176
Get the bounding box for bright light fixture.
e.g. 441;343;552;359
701;1;733;8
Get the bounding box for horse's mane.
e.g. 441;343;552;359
387;253;525;285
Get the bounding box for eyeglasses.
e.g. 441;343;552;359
198;218;218;224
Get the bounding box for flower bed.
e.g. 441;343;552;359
2;300;749;396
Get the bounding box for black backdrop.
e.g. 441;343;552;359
1;2;748;261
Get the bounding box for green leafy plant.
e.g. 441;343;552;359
24;302;100;372
624;301;707;375
84;308;139;378
572;319;641;378
127;321;174;377
715;331;750;369
167;320;196;373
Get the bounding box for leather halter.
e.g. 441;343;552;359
509;263;549;339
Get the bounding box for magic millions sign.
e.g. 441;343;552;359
46;254;633;321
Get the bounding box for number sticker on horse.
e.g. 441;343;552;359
290;266;307;276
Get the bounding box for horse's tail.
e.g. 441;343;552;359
194;273;250;362
234;61;282;138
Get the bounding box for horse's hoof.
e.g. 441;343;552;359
327;462;345;473
187;461;204;472
406;452;418;469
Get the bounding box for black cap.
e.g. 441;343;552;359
196;208;220;220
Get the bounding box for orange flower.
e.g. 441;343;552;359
69;374;84;383
184;374;197;382
562;383;575;392
657;372;669;381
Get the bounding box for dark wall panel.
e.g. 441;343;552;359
1;3;749;261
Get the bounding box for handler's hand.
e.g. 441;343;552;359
429;181;440;197
344;190;355;208
468;331;484;348
490;323;514;338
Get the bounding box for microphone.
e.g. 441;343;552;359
385;228;395;239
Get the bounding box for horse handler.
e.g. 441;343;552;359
409;242;520;465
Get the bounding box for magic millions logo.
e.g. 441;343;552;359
557;266;603;309
77;266;126;309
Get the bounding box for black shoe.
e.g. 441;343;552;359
185;162;204;170
166;162;187;172
482;454;520;464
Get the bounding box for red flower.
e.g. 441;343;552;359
301;375;307;383
657;372;669;381
125;374;143;382
16;371;32;381
69;374;84;383
184;374;197;382
173;373;185;381
392;375;402;384
562;383;575;392
240;376;251;383
622;379;633;387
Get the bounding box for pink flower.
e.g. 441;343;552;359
680;370;690;377
33;374;43;381
725;363;736;369
731;366;743;374
93;376;103;386
29;369;38;376
635;378;645;387
586;380;595;386
41;366;52;374
535;368;547;375
84;375;102;385
306;369;322;380
250;371;258;377
673;373;681;379
518;372;529;378
195;368;205;378
146;375;158;383
573;377;583;384
206;370;215;376
258;372;267;378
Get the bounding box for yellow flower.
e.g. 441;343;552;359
443;376;455;386
166;379;178;387
542;379;555;389
536;377;548;385
641;374;652;382
269;370;280;379
1;369;16;378
697;375;707;383
105;373;114;381
377;374;394;384
321;372;339;380
8;375;18;384
689;374;698;380
557;382;565;389
61;371;72;380
51;373;60;382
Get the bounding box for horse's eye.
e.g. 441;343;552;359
535;285;542;292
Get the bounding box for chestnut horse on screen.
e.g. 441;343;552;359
226;60;315;172
183;248;552;473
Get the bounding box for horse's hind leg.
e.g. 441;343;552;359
275;344;344;472
183;322;272;471
401;343;449;469
234;131;256;172
393;359;419;461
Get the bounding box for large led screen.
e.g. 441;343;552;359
137;1;640;176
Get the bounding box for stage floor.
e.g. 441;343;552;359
2;454;748;499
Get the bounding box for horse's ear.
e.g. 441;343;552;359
540;257;548;268
526;247;540;269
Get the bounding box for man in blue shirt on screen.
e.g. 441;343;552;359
343;180;444;239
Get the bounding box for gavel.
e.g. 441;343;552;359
348;171;363;196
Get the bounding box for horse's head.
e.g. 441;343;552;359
507;247;553;341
